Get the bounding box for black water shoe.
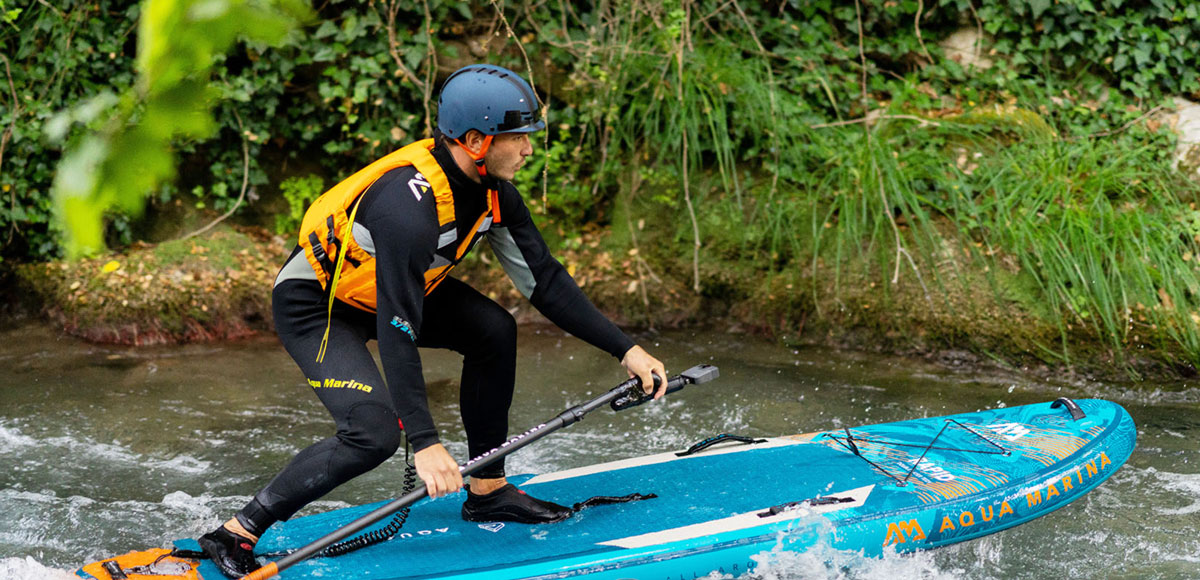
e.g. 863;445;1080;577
198;525;259;579
461;483;572;524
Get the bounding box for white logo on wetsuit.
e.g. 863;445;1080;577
409;173;432;201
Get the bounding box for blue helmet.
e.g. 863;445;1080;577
437;64;545;139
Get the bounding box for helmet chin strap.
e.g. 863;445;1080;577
454;134;494;179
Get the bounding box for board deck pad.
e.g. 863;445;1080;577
78;399;1135;580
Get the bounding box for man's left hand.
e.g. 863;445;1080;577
621;345;667;399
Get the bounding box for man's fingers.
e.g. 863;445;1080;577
423;474;441;498
436;468;461;498
640;370;655;394
428;469;461;498
414;444;463;499
621;345;668;400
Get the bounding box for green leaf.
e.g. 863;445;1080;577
1112;53;1129;72
314;20;339;39
1132;44;1152;66
1029;0;1052;19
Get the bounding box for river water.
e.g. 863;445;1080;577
0;321;1197;579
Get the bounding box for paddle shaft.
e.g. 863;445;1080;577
238;371;701;580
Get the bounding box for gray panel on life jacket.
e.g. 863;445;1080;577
352;222;376;257
274;249;319;288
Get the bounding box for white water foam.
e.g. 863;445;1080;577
1150;469;1200;515
697;530;965;580
0;557;79;580
41;436;212;475
0;423;38;450
0;419;211;475
0;489;272;570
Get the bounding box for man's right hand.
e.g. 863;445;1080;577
414;443;463;498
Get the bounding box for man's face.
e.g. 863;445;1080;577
484;132;534;182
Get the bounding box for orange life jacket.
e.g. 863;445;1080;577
297;138;500;314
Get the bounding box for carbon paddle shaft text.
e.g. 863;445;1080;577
238;365;716;580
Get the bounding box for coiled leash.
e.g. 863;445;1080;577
318;445;420;557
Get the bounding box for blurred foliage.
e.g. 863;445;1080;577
43;0;311;257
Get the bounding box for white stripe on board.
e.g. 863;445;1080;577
522;438;802;486
596;485;874;549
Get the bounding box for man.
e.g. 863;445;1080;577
197;64;667;578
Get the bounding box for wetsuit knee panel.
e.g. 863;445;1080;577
337;401;405;460
471;303;517;351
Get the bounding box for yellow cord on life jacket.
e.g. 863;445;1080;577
316;194;367;363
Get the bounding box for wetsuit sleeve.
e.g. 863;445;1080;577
487;183;636;359
359;169;442;452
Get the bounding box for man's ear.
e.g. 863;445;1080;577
459;129;486;153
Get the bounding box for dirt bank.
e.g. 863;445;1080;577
9;225;1193;382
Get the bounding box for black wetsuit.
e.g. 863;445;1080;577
236;142;634;534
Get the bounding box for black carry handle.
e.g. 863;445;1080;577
1051;397;1087;421
238;364;719;580
610;364;720;411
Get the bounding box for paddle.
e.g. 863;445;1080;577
237;363;719;580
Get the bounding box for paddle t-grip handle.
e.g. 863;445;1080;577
610;364;719;411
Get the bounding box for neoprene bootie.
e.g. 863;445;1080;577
198;525;258;579
461;483;572;524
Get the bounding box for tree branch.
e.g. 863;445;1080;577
180;109;251;241
384;0;427;93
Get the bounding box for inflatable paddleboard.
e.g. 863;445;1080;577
78;398;1135;579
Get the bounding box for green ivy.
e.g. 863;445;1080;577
5;0;1199;262
274;173;324;235
969;0;1200;100
1;2;141;260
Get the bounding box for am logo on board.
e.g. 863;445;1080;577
882;451;1113;547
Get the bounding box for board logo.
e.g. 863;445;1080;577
986;421;1031;441
894;458;956;482
478;522;505;533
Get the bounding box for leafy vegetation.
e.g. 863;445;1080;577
6;0;1200;373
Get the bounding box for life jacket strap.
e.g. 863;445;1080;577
307;232;335;277
455;135;494;179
